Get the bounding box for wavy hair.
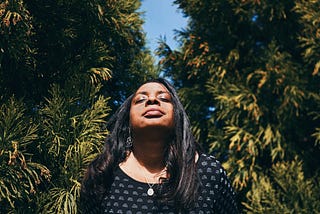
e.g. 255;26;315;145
80;78;201;212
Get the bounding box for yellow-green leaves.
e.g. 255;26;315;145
0;98;50;210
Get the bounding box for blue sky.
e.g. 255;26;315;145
140;0;188;53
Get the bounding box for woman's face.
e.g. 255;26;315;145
130;82;174;132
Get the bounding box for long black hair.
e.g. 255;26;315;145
80;78;201;212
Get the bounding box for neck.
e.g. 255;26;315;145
132;142;165;172
119;132;170;183
131;136;167;172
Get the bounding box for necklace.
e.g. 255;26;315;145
142;167;167;196
143;175;156;196
132;153;167;196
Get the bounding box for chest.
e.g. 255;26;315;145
101;175;215;214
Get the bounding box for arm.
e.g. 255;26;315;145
214;166;239;214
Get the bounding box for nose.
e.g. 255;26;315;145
146;96;160;105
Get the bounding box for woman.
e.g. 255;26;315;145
80;78;238;213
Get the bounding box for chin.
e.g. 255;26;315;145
134;124;174;132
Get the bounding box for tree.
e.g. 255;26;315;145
35;84;110;213
0;0;35;101
0;97;50;213
1;0;158;105
0;0;158;212
158;0;320;212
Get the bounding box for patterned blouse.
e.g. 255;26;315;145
99;153;238;213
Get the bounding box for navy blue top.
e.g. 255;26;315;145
100;154;238;213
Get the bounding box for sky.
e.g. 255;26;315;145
140;0;188;54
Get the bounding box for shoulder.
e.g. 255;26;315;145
196;153;229;185
197;153;223;172
196;154;239;213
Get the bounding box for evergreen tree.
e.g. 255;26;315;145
35;83;110;213
1;0;158;212
0;97;50;213
1;0;157;105
158;0;320;212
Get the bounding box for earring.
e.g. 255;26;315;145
125;127;132;150
126;136;132;149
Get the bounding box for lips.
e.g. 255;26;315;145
143;108;164;118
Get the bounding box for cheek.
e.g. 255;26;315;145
129;106;143;127
129;109;137;123
168;107;175;126
129;108;136;125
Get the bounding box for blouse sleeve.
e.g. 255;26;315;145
214;163;239;214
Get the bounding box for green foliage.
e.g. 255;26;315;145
4;0;319;212
294;0;320;71
159;0;320;212
36;84;110;213
0;97;50;213
1;0;158;212
0;0;36;99
0;0;34;61
243;158;320;213
206;41;312;189
1;0;155;105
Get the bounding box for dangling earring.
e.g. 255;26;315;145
126;136;132;149
126;128;133;149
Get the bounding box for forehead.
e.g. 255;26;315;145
135;82;169;94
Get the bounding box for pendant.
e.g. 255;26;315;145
147;188;154;196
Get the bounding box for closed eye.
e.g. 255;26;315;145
158;95;172;103
160;98;170;102
134;98;146;104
